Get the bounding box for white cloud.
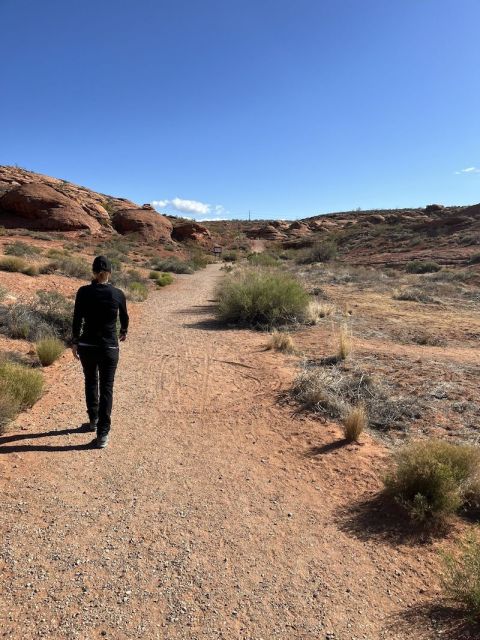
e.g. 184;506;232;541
454;167;480;175
151;197;229;218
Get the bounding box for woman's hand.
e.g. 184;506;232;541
72;344;80;360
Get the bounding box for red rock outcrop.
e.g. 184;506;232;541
112;206;173;242
0;182;101;232
171;222;212;246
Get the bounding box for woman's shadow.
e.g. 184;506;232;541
0;427;96;453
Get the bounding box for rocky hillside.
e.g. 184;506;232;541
0;166;212;247
206;202;480;268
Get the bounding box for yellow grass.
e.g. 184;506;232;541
304;300;335;325
342;404;367;442
266;331;295;353
338;324;352;360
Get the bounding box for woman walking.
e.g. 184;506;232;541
71;255;129;449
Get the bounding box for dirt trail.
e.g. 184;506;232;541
0;265;446;639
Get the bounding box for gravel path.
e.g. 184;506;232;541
0;265;443;639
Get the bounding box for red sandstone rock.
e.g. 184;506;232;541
0;182;101;232
171;222;212;245
112;207;173;241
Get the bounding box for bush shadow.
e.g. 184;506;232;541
388;602;480;640
335;492;449;546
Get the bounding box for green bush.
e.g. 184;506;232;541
297;241;337;264
222;250;239;262
155;272;174;287
468;254;480;265
5;241;42;257
406;260;441;274
443;532;480;619
215;268;309;328
151;257;193;274
188;248;210;270
36;337;65;366
247;253;279;267
385;440;480;523
149;271;173;286
0;378;21;429
0;361;43;410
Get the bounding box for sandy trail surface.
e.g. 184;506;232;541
0;265;451;639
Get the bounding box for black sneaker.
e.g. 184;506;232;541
78;420;97;433
95;435;109;449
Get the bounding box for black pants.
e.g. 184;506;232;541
78;346;119;437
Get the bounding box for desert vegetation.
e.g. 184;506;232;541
385;440;480;523
215;268;309;328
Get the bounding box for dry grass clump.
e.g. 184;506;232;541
443;532;480;619
293;364;419;430
338;325;352;360
0;256;39;276
393;286;439;304
342;404;367;442
216;268;309;328
266;331;295;353
36;337;65;366
0;357;44;430
303;300;335;325
385;440;480;523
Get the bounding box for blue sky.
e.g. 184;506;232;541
1;0;479;221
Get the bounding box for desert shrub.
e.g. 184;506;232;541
5;241;42;257
406;260;441;274
393;287;438;304
35;291;74;340
0;256;38;275
0;287;7;302
247;253;279;267
155;272;174;287
125;282;148;302
188;248;210;270
46;248;70;259
343;405;367;442
54;256;91;279
385;440;480;522
0;378;21;429
293;365;419;429
22;264;40;276
297;241;337;264
215;268;309;328
0;291;74;342
0;360;43;410
222;250;239;262
36;337;65;366
266;331;295;353
443;532;480;619
468;254;480;265
151;257;194;274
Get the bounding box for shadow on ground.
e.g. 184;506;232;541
387;602;480;640
0;427;96;453
335;492;449;546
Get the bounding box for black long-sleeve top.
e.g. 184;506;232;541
72;282;129;347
